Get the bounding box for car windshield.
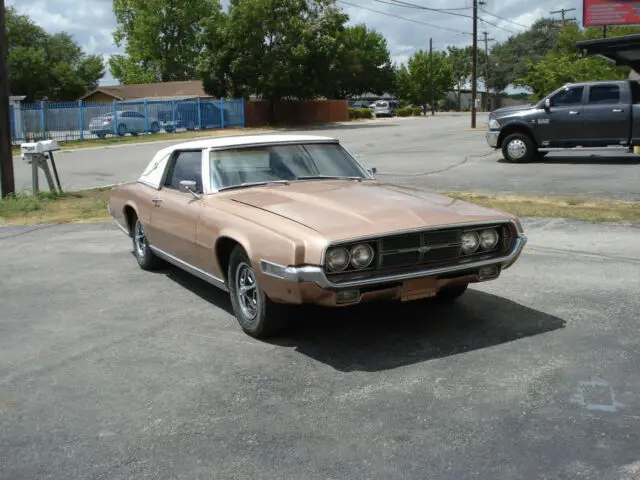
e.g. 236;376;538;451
374;101;388;108
209;142;369;191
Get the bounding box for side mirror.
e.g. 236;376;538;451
179;180;200;199
544;98;551;111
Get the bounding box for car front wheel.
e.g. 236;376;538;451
227;246;291;338
132;217;162;270
502;133;536;163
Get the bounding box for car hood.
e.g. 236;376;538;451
224;180;513;242
490;104;536;116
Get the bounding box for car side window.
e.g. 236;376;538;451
551;86;584;106
163;150;203;193
588;85;621;104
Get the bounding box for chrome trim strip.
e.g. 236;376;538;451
107;204;130;236
149;245;229;292
262;234;527;290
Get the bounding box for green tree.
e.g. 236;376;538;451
110;0;221;84
447;45;473;106
198;0;348;112
396;49;454;114
5;6;104;101
517;23;640;98
331;24;394;98
485;18;561;93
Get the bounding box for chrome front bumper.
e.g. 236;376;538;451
260;234;528;290
486;130;500;148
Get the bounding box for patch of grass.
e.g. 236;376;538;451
2;186;638;226
0;188;112;225
11;127;276;155
442;191;640;225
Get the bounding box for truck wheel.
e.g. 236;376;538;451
502;133;535;163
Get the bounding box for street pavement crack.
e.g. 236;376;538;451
376;150;494;177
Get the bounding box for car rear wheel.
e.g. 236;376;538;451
132;217;162;270
435;283;468;302
502;133;535;163
227;245;291;338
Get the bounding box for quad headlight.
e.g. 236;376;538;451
461;228;500;255
325;243;375;272
479;228;499;250
461;231;480;255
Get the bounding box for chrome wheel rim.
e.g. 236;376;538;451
134;221;146;259
236;261;258;320
507;139;526;159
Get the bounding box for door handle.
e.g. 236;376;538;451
613;108;624;112
152;197;163;206
569;110;580;115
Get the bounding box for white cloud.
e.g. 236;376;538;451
6;0;582;87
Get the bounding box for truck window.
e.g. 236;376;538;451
630;81;640;104
551;86;584;106
588;85;620;104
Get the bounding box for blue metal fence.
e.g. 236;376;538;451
10;97;245;144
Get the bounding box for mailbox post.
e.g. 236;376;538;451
19;140;63;195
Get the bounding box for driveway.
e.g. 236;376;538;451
1;218;639;479
12;115;640;200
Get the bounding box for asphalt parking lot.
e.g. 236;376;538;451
12;114;640;200
1;218;639;479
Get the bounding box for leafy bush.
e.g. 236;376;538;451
348;107;373;119
397;107;422;117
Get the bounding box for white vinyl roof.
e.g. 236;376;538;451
138;133;339;190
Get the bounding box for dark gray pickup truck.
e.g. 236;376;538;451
486;79;640;162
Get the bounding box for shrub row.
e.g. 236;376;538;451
397;107;422;117
348;107;373;119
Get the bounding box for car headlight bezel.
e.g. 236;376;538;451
461;230;480;255
479;228;499;250
325;242;376;273
325;246;350;272
488;118;501;130
350;243;374;269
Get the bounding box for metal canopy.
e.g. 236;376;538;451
576;34;640;72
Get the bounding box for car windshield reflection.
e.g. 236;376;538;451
210;142;370;191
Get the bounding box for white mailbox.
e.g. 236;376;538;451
20;140;60;162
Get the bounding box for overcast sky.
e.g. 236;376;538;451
8;0;581;86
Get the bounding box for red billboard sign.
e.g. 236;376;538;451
583;0;640;26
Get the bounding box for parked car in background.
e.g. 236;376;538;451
486;79;640;162
89;110;160;138
371;100;398;117
157;101;223;132
107;134;527;339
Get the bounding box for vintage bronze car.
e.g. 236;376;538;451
107;134;527;338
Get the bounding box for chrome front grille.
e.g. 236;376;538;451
379;228;462;269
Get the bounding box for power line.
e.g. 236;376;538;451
479;7;531;29
378;0;473;19
337;0;473;36
478;16;519;35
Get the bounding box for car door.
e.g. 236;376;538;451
149;149;206;268
536;85;586;147
581;83;630;147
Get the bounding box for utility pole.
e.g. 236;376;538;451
429;37;434;116
471;0;478;128
550;7;577;25
482;31;495;112
0;0;16;198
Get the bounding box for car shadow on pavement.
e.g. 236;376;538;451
267;289;566;372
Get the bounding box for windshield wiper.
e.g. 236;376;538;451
295;175;364;181
217;180;291;192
